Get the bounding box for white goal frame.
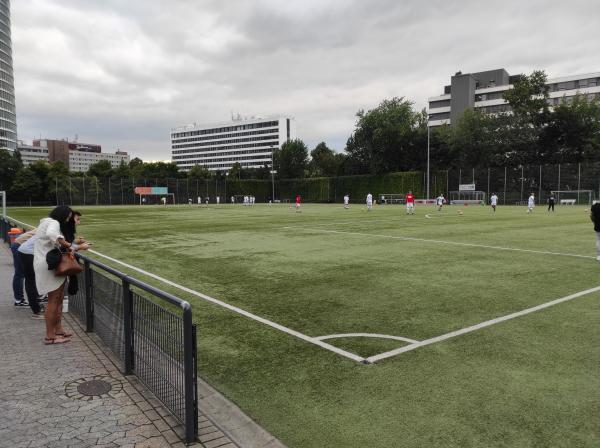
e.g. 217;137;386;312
0;191;5;219
551;190;594;205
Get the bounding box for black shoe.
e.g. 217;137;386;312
40;295;48;303
14;301;29;307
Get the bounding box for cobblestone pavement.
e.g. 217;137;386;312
0;243;285;448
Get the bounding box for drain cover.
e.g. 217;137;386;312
77;379;112;396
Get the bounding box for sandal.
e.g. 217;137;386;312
44;337;70;345
56;332;73;338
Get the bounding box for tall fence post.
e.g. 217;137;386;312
123;277;134;375
183;304;198;444
577;163;581;204
503;166;507;205
557;164;561;202
84;260;94;332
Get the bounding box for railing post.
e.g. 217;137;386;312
123;277;134;375
183;305;197;444
84;259;94;332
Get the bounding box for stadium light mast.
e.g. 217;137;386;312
426;123;430;200
270;145;276;202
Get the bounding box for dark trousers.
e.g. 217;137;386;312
10;242;24;302
17;252;42;314
548;203;555;211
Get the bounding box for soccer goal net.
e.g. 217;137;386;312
449;190;486;205
379;194;405;205
551;190;594;205
0;190;6;219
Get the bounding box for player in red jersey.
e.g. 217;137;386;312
405;190;415;215
295;195;301;212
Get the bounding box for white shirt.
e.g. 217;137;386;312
491;195;498;206
436;196;444;205
18;234;37;255
33;218;66;295
366;194;373;204
343;195;349;205
528;196;535;206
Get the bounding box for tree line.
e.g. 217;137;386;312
2;70;599;203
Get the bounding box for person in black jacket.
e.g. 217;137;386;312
591;202;600;262
547;193;556;212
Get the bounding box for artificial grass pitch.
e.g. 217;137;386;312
9;203;600;447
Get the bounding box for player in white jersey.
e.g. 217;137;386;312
527;193;535;213
197;196;202;206
436;194;444;211
343;194;350;209
366;193;373;212
490;193;498;212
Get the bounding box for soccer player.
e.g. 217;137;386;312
590;202;600;261
197;196;202;206
490;193;498;212
405;190;415;215
527;193;535;213
188;198;192;206
436;194;444;212
216;196;220;205
295;195;301;212
366;193;373;211
205;196;210;206
547;193;556;212
343;194;350;209
161;197;166;206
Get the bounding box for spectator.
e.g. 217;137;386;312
33;206;76;345
63;211;90;297
15;229;45;319
591;202;600;262
10;230;27;307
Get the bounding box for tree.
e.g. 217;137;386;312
309;142;340;177
345;97;427;174
112;160;131;178
10;167;43;204
541;94;600;163
274;139;309;179
503;70;550;121
47;161;70;203
449;109;498;167
188;164;212;179
0;148;23;191
87;160;114;178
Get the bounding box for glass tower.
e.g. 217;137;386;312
0;0;16;150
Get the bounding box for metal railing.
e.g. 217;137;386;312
1;217;198;444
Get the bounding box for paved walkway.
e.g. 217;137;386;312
0;243;285;448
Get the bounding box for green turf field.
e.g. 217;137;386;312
8;203;600;447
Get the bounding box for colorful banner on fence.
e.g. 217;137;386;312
134;187;169;195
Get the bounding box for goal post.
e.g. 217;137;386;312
379;193;405;205
551;190;594;205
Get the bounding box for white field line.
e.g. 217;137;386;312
367;285;600;363
6;216;365;364
315;333;419;344
284;226;595;260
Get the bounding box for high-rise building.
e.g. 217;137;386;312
428;68;600;127
16;140;49;166
171;116;296;172
0;0;17;150
32;138;129;172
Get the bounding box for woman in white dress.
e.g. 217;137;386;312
34;206;76;345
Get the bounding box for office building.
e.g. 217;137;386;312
16;141;49;165
0;0;17;150
31;138;128;172
68;149;129;173
171;116;296;172
428;68;600;127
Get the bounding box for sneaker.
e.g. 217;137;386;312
596;256;600;262
39;295;48;303
31;313;45;320
14;301;29;307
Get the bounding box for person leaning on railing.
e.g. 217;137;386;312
33;206;86;345
591;202;600;262
14;229;45;319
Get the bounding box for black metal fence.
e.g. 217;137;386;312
0;216;198;443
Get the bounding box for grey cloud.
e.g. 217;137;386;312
11;0;600;160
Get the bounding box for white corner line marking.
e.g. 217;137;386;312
315;333;419;344
5;217;365;364
283;226;595;260
367;284;600;363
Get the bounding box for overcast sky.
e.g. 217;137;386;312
11;0;600;161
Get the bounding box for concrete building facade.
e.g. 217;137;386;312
16;141;48;165
68;149;129;173
0;0;17;150
171;116;296;172
428;69;600;127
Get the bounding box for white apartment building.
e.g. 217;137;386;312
171;116;296;172
428;69;600;127
16;141;49;165
69;150;130;173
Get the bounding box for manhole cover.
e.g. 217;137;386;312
64;375;123;400
77;379;112;396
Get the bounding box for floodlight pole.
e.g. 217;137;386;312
426;124;430;201
270;146;275;202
